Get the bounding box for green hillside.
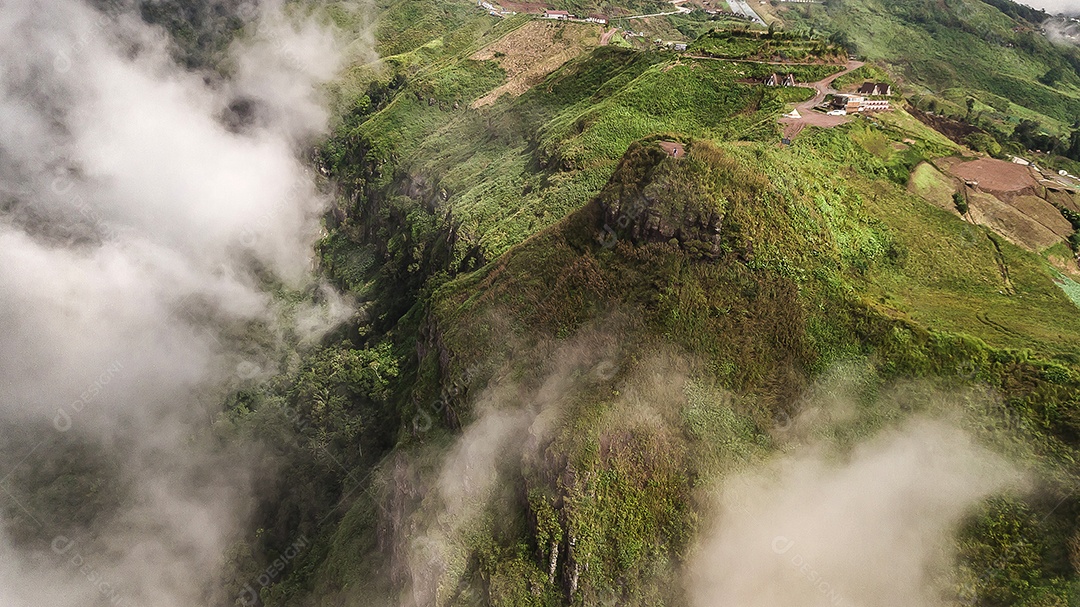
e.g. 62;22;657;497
166;0;1080;605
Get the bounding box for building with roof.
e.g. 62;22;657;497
764;73;796;87
831;94;890;113
857;82;892;96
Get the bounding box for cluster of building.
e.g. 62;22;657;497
828;81;893;114
830;95;890;113
543;10;608;24
654;39;688;51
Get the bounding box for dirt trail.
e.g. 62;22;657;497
657;141;685;158
600;27;617;45
778;59;864;139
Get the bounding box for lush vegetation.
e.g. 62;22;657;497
832;62;894;92
29;2;1080;606
690;28;847;62
204;0;1080;603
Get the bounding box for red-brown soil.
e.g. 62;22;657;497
949;158;1038;194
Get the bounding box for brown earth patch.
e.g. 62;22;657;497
1049;254;1080;281
497;0;547;13
657;141;685;158
1009;195;1074;239
949;158;1038;194
470;21;597;108
910;160;1076;254
908;106;983;145
1045;189;1080;214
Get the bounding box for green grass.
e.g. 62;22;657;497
321;44;828;274
907;161;958;209
414;134;1080;605
874;109;963;152
832;63;893;92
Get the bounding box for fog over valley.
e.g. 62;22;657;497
0;0;354;604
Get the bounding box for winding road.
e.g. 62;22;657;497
778;59;864;140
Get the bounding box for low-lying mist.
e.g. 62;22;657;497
0;0;360;605
687;418;1022;607
1023;0;1080;16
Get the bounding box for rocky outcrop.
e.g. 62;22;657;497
594;141;731;260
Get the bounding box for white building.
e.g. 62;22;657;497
859;99;890;112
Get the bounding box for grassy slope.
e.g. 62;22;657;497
252;1;1080;605
327;45;820;271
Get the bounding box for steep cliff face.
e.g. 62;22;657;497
594;140;772;261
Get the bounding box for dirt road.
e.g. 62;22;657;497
619;0;692;19
778;59;864;140
600;27;617;45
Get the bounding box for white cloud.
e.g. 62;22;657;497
687;419;1022;607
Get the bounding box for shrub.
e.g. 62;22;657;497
953;191;969;215
965;132;1002;157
